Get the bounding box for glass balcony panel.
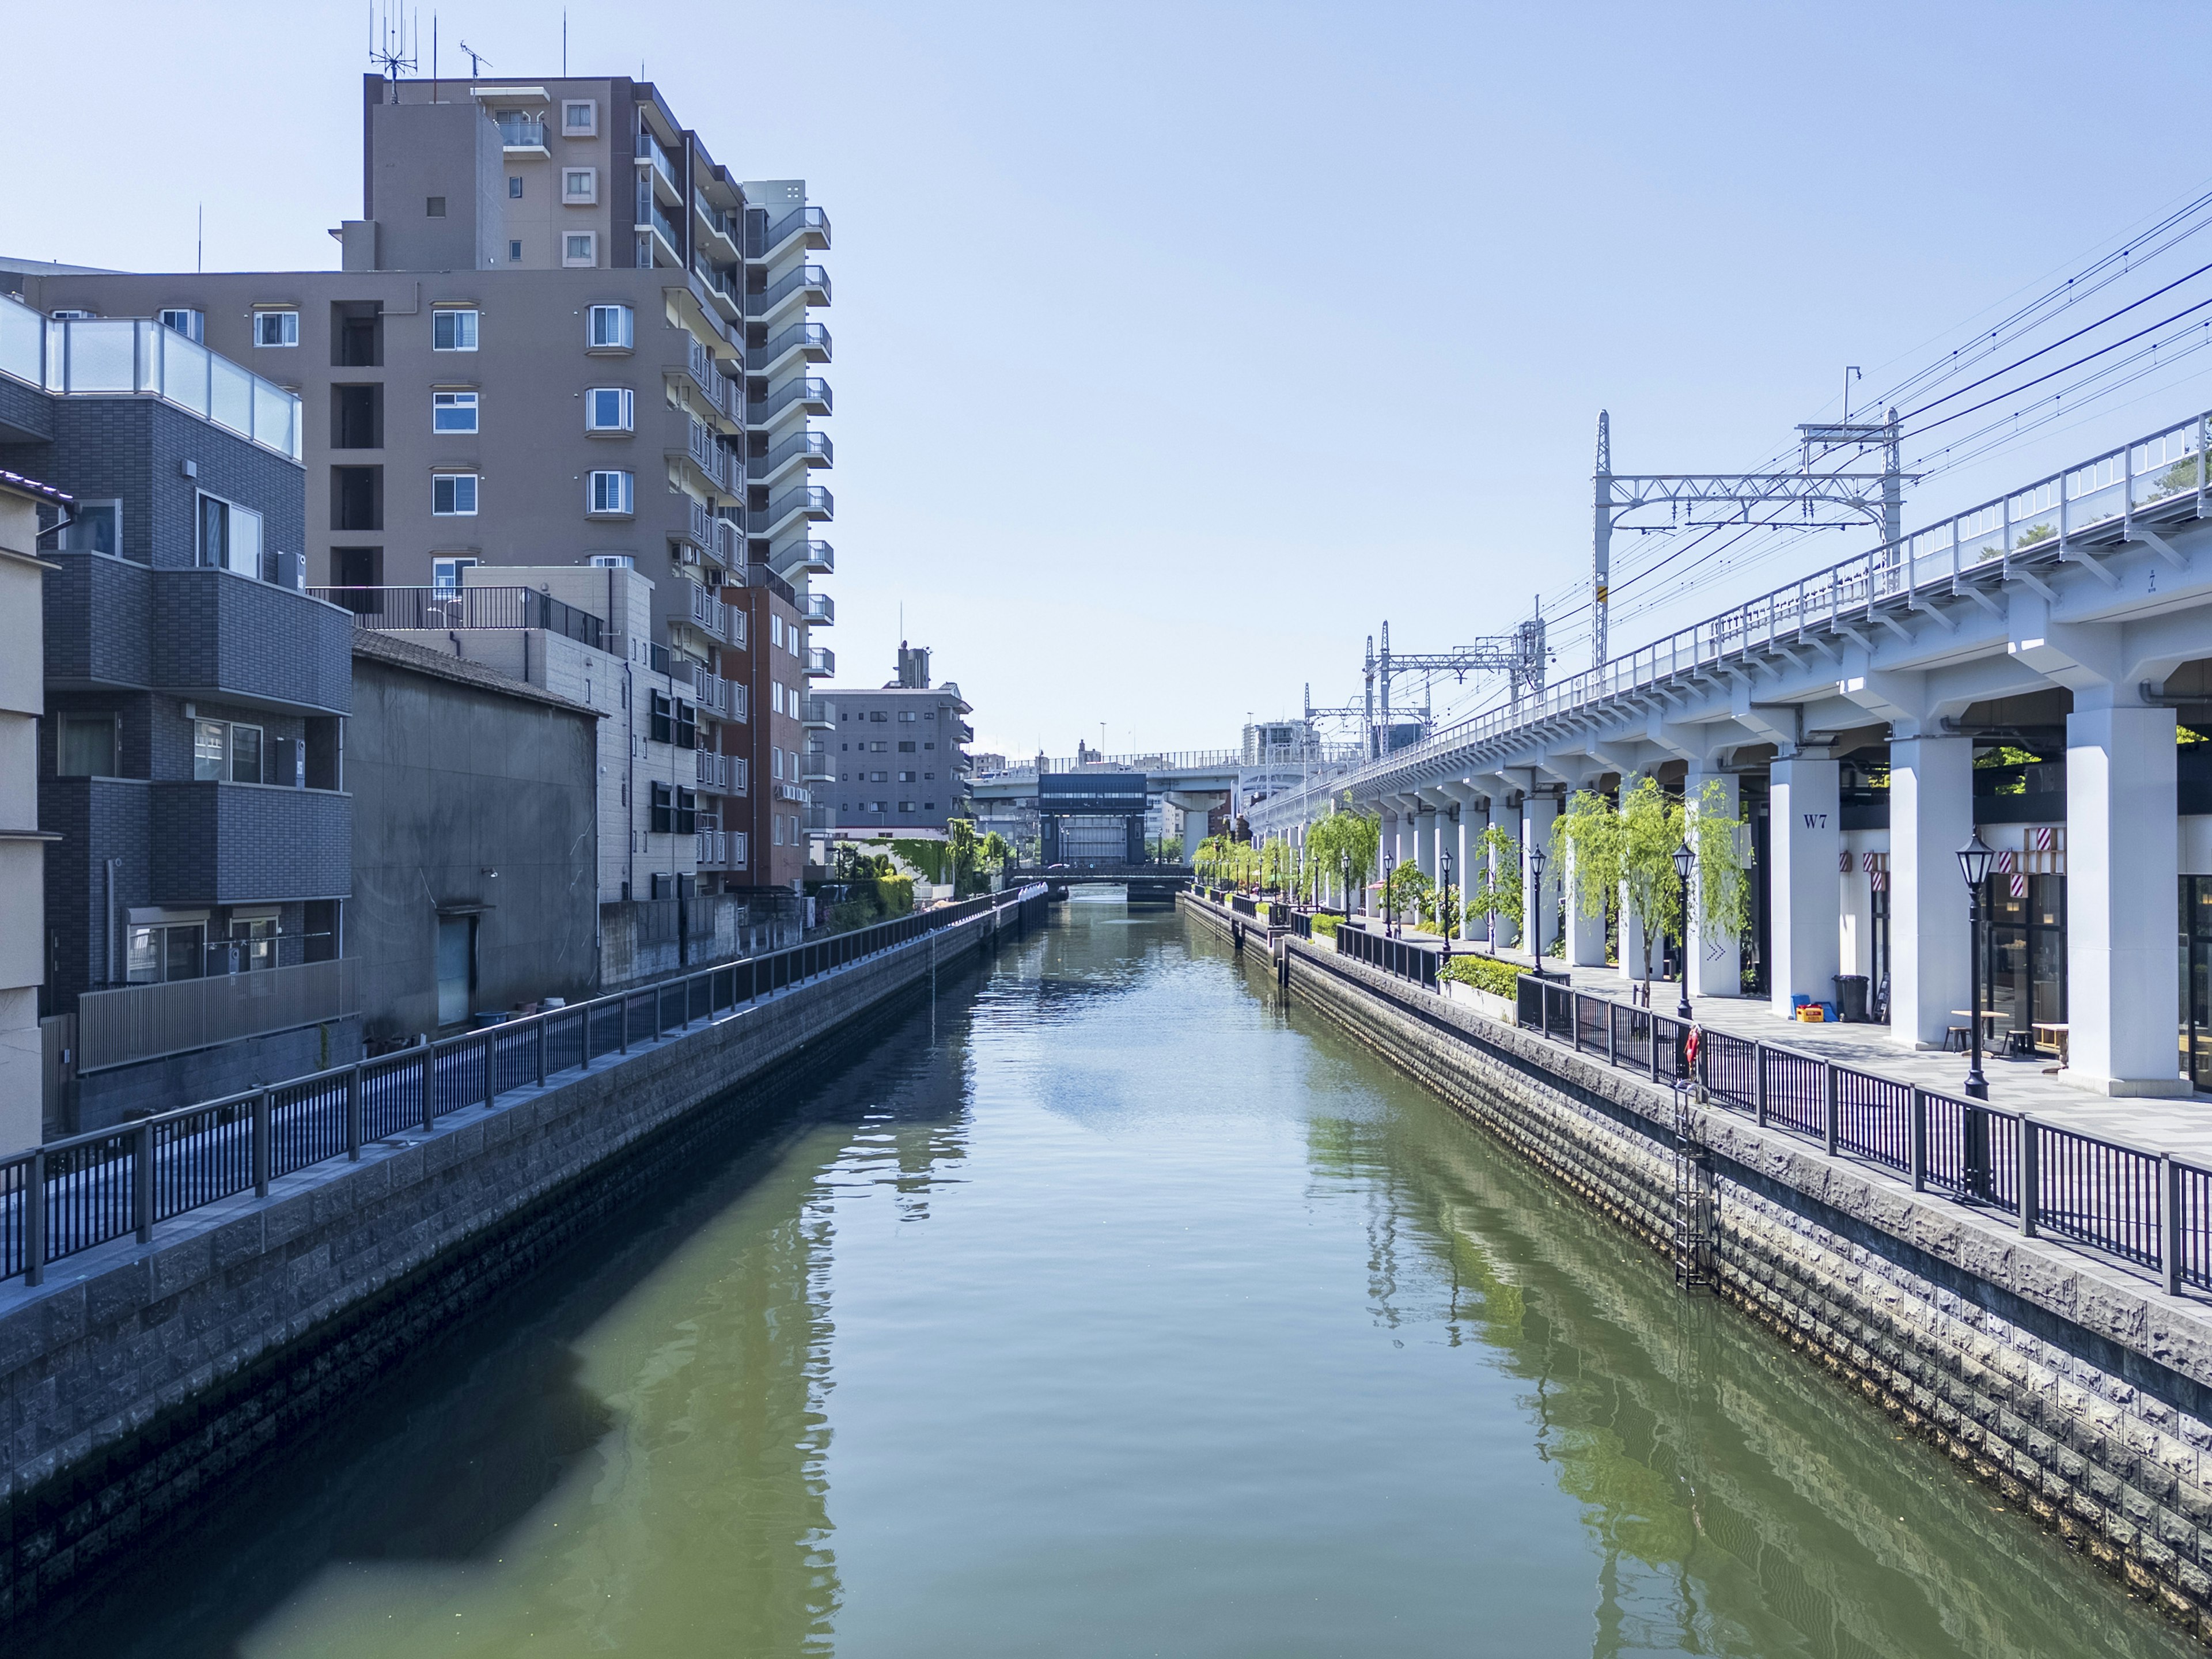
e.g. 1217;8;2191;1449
66;320;138;391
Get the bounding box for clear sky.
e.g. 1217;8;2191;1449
7;2;2212;759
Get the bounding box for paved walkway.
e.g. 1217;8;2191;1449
1393;929;2212;1161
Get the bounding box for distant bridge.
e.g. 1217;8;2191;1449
1007;863;1192;903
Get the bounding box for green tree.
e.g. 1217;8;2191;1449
1688;778;1752;952
1551;787;1624;944
1385;862;1433;930
1467;824;1524;944
979;831;1012;873
1306;804;1380;912
1620;775;1686;981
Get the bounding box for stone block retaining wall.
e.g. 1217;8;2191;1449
1183;894;2212;1642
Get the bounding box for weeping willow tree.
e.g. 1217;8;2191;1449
1467;824;1523;944
1551;787;1626;950
1688;779;1752;957
1305;805;1380;912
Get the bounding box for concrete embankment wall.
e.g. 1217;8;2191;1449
1181;893;2212;1641
0;907;1014;1631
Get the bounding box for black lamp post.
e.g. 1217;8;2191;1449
1957;829;1995;1101
1341;854;1351;918
1440;850;1454;945
1384;850;1396;937
1527;844;1548;978
1672;837;1696;1021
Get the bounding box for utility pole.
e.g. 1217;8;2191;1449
1593;411;1612;670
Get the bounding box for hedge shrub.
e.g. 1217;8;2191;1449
1440;953;1525;998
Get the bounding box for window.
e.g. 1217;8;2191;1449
562;99;597;135
677;700;697;751
869;711;887;724
924;711;937;720
771;616;783;649
923;741;935;751
127;922;206;984
194;719;228;781
649;783;696;834
649;691;695;748
432;473;479;516
772;748;783;781
437;915;475;1027
585;387;634;431
229;724;263;784
587;470;634;516
507;176;524;199
509;240;522;263
432;556;478;594
897;771;914;783
868;741;886;752
48;498;119;555
56;713;117;777
731;831;748;867
899;711;917;723
587;304;633;349
433;391;479;433
900;801;916;813
432;309;479;351
897;741;916;753
679;789;696;836
252;309;298;347
924;771;936;781
564;232;598;268
562;168;597;204
158;308;203;342
426;196;448;217
198;493;263;576
588;553;635;569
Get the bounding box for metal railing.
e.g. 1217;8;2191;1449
749;376;832;424
748;430;833;479
635;128;683;194
748;203;831;259
741;562;797;605
802;592;834;626
1255;406;2212;828
744;264;831;317
311;585;605;649
0;889;1047;1287
77;958;358;1074
752;320;831;368
1505;975;2203;1294
499;118;547;147
781;540;835;575
684;417;729;488
1334;922;1441;990
806;646;835;677
751;486;834;535
0;302;302;461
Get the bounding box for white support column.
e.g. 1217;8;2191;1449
2069;703;2185;1094
1484;794;1518;949
1620;771;1653;983
1768;755;1842;1018
1414;804;1437;883
1564;783;1608;968
1523;793;1560;961
1685;764;1741;999
1889;735;1972;1050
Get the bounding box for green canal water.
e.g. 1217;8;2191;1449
50;900;2198;1657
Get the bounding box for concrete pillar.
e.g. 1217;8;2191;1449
1768;755;1841;1018
1619;771;1654;983
1524;793;1560;961
1685;764;1741;999
1565;825;1609;969
1889;735;1973;1049
1484;796;1518;949
2069;703;2185;1094
1414;806;1436;883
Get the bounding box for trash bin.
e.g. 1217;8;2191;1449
1833;974;1869;1024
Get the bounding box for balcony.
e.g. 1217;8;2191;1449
498;116;550;157
743;263;831;320
805;646;835;679
698;749;735;791
713;514;742;567
51;558;354;715
636;130;683;203
802;696;836;731
747;430;832;485
750;486;832;540
146;781;353;903
1;304;303;460
681;579;729;642
75;956;359;1074
696;259;743;324
748;376;831;426
694;830;728;868
774;782;810;804
677;336;740;429
642;190;685;267
678;417;730;491
696;198;741;260
308;584;605;651
751;320;830;378
800;747;836;783
959;722;976;743
801;592;835;627
779;540;834;577
747;203;831;262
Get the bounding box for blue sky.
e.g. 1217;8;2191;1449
7;2;2212;757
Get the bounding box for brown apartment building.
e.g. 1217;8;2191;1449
1;71;834;897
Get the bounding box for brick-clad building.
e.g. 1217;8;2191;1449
0;298;357;1130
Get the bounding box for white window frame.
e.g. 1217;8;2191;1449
431;308;480;351
562;99;598;136
252;309;298;348
433;555;479;595
431;473;480;517
562;167;598;205
586;470;635;517
588;553;635;569
158;308;203;342
432;391;480;434
584;387;634;433
586;304;634;350
563;232;599;268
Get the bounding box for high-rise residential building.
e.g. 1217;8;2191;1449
825;645;975;839
0;70;834;899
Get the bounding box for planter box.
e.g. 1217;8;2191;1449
1443;978;1517;1024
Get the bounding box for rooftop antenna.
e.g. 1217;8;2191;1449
563;12;568;75
458;38;489;75
369;1;418;100
196;204;202;273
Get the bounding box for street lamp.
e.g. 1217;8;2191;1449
1384;850;1396;937
1956;829;1995;1101
1672;837;1696;1021
1341;854;1351;919
1527;844;1548;978
1440;850;1454;946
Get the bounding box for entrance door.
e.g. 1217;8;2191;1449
2183;878;2212;1089
436;915;475;1028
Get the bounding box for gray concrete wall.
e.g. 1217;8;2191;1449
349;643;600;1042
1200;892;2212;1642
0;902;1019;1632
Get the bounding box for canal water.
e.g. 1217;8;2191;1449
47;900;2198;1658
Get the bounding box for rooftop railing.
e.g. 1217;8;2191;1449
309;584;605;650
0;301;302;461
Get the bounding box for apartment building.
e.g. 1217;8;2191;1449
0;471;58;1152
825;645;975;838
0;70;835;900
0;300;357;1130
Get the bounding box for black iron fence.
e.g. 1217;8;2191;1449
1511;975;2202;1295
1334;923;1441;991
0;887;1048;1287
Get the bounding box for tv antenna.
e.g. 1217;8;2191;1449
369;3;419;97
458;40;490;75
